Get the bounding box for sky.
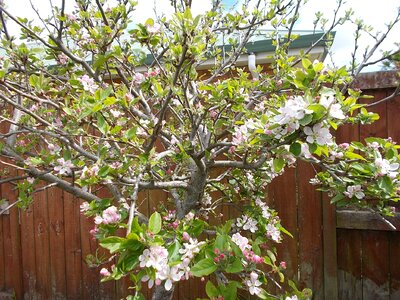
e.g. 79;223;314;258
3;0;400;70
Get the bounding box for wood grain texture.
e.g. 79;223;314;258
337;229;362;300
63;192;83;300
362;231;390;300
33;185;51;299
322;194;338;300
337;210;400;231
297;161;324;298
48;187;67;299
20;199;37;299
269;167;299;281
389;232;400;300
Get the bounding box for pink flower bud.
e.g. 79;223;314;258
182;232;190;242
100;268;110;276
280;261;287;269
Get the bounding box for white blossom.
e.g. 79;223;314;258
266;223;281;242
246;272;262;295
236;215;258;233
375;157;399;177
179;238;205;260
344;185;365;199
54;158;74;175
304;123;332;145
231;233;251;251
157;265;184;291
320;92;345;119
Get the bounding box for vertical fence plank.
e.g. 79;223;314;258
33;186;51;299
48;187;67;299
337;229;362;300
1;161;23;299
297;161;324;298
389;232;400;299
0;181;4;292
322;194;338;300
2;201;12;295
362;231;390;300
269;167;299;281
20;199;37;298
63;192;82;300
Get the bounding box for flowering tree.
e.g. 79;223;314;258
0;0;400;299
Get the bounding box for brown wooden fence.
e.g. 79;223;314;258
0;71;399;299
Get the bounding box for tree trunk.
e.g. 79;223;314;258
151;284;174;300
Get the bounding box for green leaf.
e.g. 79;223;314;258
191;258;217;277
148;212;162;234
225;258;243;273
125;127;137;139
378;176;393;194
97;113;108;134
100;236;125;253
206;281;219;298
344;151;366;161
308;104;327;121
273;158;285;172
289;142;302;156
299;114;313;126
221;281;239;300
215;234;228;250
168;240;181;261
301;58;312;69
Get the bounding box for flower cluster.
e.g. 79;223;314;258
79;75;98;94
94;206;121;225
246;272;262;295
236;215;258;233
54;158;74;175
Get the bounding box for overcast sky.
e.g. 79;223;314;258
4;0;399;70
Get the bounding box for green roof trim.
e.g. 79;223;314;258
144;32;333;66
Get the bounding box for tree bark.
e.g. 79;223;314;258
151;284;174;300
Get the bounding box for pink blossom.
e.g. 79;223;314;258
280;261;287;269
66;14;77;21
79;75;98;94
266;223;281;243
209;110;218;120
231;233;251;251
133;73;145;84
110;109;122;118
146;23;161;34
89;226;99;238
149;68;160;76
101;206;121;224
57;53;68;65
48;143;61;154
54;158;74;175
80;202;90;213
27;177;35;184
100;268;110;276
182;232;190;242
125;93;133;101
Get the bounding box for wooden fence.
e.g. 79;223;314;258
0;71;399;299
